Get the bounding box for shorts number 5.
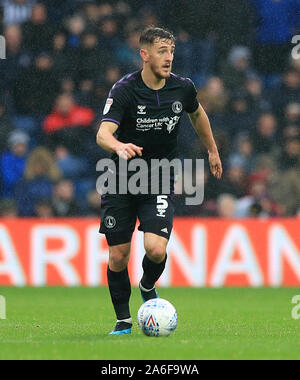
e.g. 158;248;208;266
156;195;168;218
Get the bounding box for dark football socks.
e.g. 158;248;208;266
107;266;131;320
140;254;167;290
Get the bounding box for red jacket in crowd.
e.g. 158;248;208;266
43;105;95;134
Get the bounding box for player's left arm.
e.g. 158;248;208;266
188;103;223;179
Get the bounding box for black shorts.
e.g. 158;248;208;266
99;193;175;246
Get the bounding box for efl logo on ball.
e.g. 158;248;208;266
137;298;177;337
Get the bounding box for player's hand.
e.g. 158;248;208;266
116;143;143;160
208;150;222;179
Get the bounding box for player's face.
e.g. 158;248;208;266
148;38;175;79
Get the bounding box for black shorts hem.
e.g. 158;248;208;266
100;230;133;246
138;219;172;240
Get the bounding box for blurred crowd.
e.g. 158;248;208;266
0;0;300;218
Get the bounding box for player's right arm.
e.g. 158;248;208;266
96;80;143;160
97;121;143;159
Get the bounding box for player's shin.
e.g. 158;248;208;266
107;266;132;321
141;253;167;290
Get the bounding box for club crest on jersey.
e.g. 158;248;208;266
104;216;116;229
103;98;113;115
137;105;146;115
172;101;183;114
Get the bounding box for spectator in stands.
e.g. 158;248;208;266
251;113;279;155
221;46;256;92
65;14;85;48
282;124;300;141
248;202;264;217
89;66;122;110
197;78;228;135
229;135;257;175
76;28;113;82
54;145;90;180
234;155;283;217
271;69;300;118
115;29;142;72
140;9;159;29
0;24;31;91
98;3;114;19
15;147;61;216
13;52;59;121
0;130;29;198
52;179;81;217
104;66;122;88
34;198;54;218
283;103;300;128
99;16;122;52
51;30;76;81
60;77;75;95
269;168;300;216
172;31;195;80
244;74;271;113
84;190;102;217
216;194;237;218
198;77;228;114
75;79;95;108
43;93;95;155
91;78;108;112
236;178;279;218
279;136;300;171
0;198;18;217
248;154;277;186
219;164;247;199
2;0;35;26
225;90;258;137
22;2;53;54
82;1;102;27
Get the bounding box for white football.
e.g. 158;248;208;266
137;298;177;337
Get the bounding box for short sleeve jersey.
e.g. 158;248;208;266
101;70;199;165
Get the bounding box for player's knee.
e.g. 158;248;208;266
109;245;130;270
145;244;166;264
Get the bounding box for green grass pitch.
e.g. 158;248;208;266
0;287;300;360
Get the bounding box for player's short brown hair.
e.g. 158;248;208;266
140;26;175;47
